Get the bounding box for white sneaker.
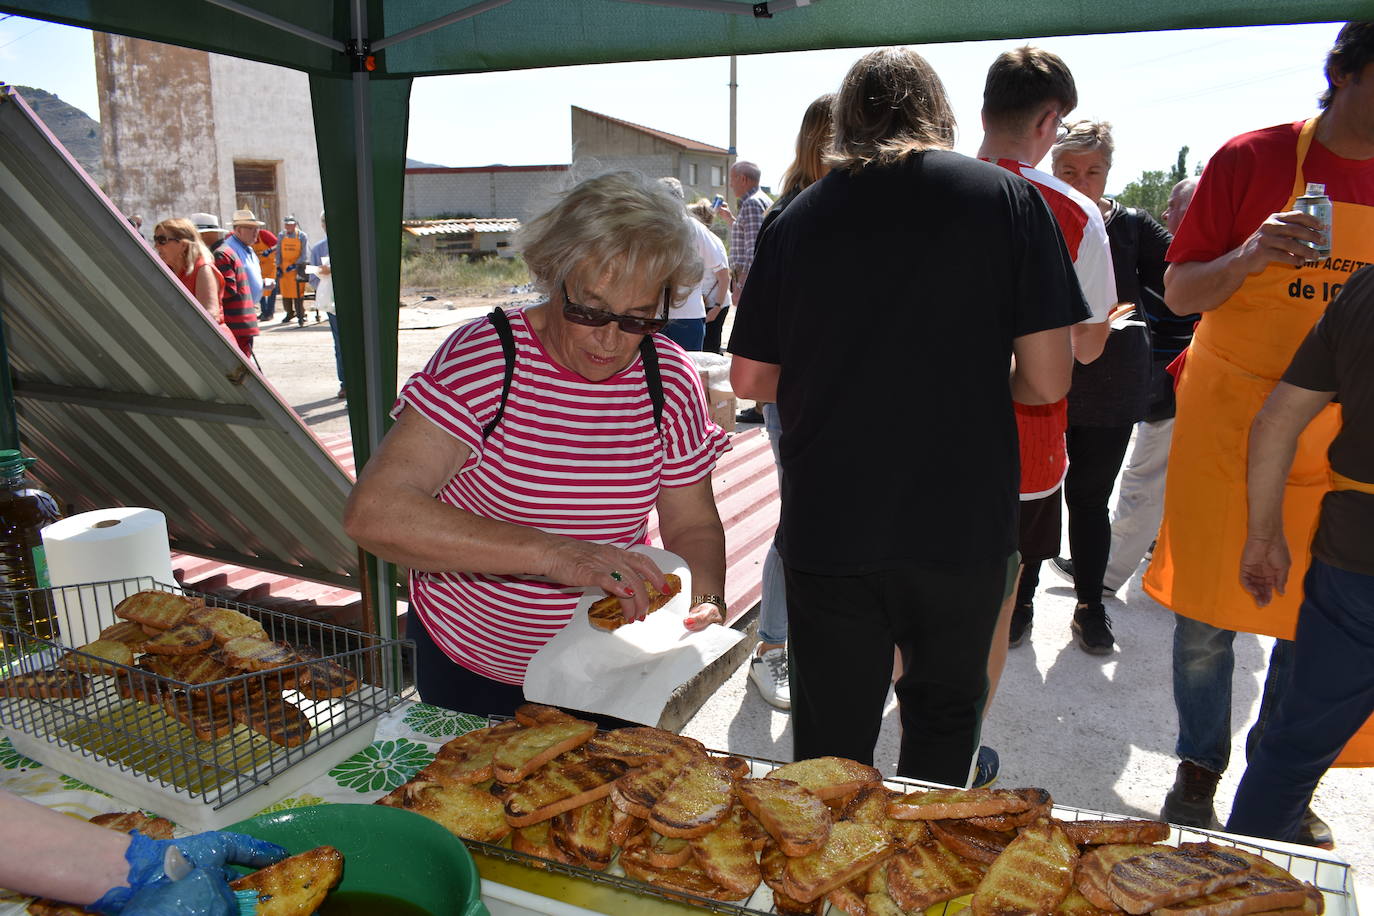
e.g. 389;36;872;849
749;647;791;710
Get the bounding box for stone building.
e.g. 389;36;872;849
93;34;324;243
402;106;730;221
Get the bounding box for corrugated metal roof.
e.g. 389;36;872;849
402;219;522;236
0;85;358;589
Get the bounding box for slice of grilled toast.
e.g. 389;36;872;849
966;788;1055;830
619;840;746;903
142;623;215;656
971;820;1079;916
231;696;313;747
59;639;134;676
584;725;706;765
97;619;150;651
1106;845;1252;915
587;573;682;632
421;721;524;785
641;831;693;868
162;691;237;741
611;750;697;819
888;787;1035;821
1061;819;1172;847
219;637;299;673
648;756;737;838
689;802;763;897
1077;844;1165;910
827;877;870;916
511;818;583;866
399;780;512;844
88;811;176;839
609;806;647;848
187;605;269;645
229;845;343;916
929;818;1016;865
0;669;91;699
761;842;827;916
782;820;893;904
736;777;832;857
1057;887;1123;916
839;784;932;852
551;796;616;869
494;718;598;783
114;590;193;630
501;748;628;828
1153;847;1318;916
514;702;577;727
885;831;989;912
766;756;883;801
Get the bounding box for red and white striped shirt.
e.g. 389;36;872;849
392;308;730;684
986;159;1115;499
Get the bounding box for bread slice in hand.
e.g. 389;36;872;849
587;573;682;631
229;845;342;916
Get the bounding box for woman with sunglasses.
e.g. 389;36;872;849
151;217;222;322
345;171;731;721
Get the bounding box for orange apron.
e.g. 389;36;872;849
277;234;306;299
1144;117;1374;766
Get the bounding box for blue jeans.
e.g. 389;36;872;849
1172;612;1294;774
1227;559;1374;841
664;318;705;352
326;312;344;385
259;285;277;321
759;403;788;645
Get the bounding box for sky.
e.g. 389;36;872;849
0;14;1348;196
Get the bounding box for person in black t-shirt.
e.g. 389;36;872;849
728;47;1085;787
1226;264;1374;843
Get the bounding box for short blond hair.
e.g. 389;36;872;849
516;171;702;306
1051;119;1114;170
829;48;956;171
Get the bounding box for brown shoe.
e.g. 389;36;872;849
1160;761;1221;828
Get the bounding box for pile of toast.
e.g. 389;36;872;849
0;590;359;749
375;704;1328;916
25;809;341;916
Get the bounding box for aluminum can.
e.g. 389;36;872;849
711;194;724;210
1295;181;1332;263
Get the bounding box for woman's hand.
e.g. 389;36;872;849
543;539;667;623
684;601;724;631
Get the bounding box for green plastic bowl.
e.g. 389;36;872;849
227;803;488;916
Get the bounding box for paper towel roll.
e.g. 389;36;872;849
41;508;177;646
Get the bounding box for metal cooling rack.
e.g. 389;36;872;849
462;734;1357;916
0;577;412;813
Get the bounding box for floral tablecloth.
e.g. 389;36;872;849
0;701;481;913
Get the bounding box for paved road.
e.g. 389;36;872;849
254;306;1371;906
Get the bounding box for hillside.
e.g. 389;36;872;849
10;85;103;184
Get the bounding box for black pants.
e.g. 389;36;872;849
408;611;639;730
784;554;1012;786
1064;424;1134;605
703;305;729;354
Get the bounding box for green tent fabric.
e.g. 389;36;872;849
0;0;1369;637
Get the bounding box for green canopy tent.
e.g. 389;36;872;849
0;0;1369;640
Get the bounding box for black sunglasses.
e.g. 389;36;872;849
561;282;670;335
153;235;174;246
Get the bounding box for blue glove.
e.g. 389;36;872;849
91;829;287;915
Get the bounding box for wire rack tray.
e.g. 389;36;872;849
461;727;1357;916
0;577;412;816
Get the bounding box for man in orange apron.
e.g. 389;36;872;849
276;215;309;327
1145;21;1374;847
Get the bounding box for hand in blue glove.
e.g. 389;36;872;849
91;829;287;915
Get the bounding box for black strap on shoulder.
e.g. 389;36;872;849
483;307;516;440
640;335;664;432
483;307;665;440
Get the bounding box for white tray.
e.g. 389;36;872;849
7;721;378;832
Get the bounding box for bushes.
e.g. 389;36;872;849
401;251;530;294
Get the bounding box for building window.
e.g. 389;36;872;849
688;163;699;185
710;165;724;187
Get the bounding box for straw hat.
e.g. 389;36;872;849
231;208;264;227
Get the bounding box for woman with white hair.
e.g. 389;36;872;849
345;171;730;721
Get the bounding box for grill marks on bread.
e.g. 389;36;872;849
114;590;194;630
889;786;1034;821
971;820;1078;916
501;747;628;828
735;777;832;857
648;756;738;838
493;719;597;783
766;756;882;801
1106;845;1253;915
587;573;682;631
782;820;893;903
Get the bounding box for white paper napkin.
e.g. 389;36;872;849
522;545;743;725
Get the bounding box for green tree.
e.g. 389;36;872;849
1115;145;1190;221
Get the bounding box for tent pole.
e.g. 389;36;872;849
373;0;515;52
202;0;345;51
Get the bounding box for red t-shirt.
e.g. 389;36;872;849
1169;120;1374;265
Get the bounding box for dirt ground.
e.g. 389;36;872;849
252;293;1370;906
